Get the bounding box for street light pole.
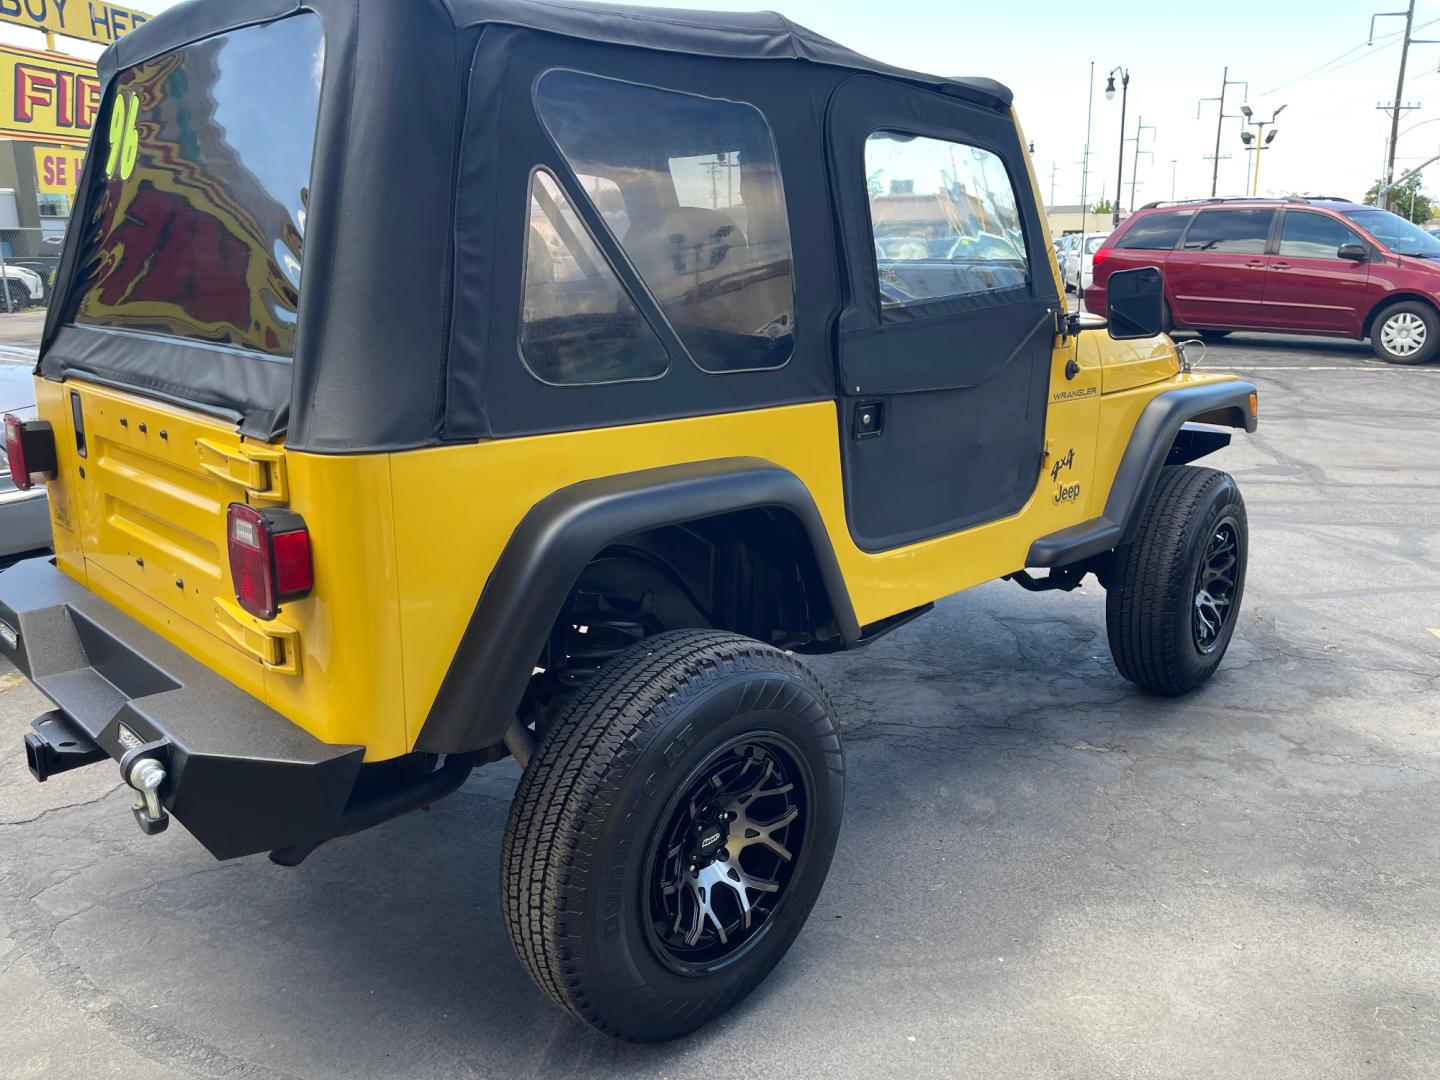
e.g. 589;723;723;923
1240;104;1286;197
1105;67;1129;226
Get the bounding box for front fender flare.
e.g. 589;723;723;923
1027;380;1257;568
415;457;859;754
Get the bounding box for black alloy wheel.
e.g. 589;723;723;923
646;736;806;971
1105;465;1248;694
1192;520;1240;654
501;629;844;1041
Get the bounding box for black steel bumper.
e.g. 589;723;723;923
0;557;364;859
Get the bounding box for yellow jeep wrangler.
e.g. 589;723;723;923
0;0;1256;1042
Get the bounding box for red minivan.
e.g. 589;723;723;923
1087;197;1440;364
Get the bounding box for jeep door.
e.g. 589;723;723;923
1168;207;1277;329
1260;209;1371;335
827;77;1059;551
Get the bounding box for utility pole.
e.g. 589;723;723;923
1170;158;1178;201
1129;116;1157;212
1049;160;1058;206
1377;0;1418;207
1078;60;1094;302
1197;67;1248;197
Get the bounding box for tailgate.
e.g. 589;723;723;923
62;380;294;671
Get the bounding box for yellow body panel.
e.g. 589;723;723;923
31;332;1235;761
35;380;410;760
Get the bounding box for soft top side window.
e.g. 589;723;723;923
520;169;668;386
863;131;1029;308
535;70;796;374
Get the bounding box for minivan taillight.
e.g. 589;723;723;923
3;413;57;490
226;503;313;621
1092;247;1113;268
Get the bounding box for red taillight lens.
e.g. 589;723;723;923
4;413;57;491
226;503;313;621
1092;247;1113;268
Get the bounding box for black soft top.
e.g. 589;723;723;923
100;0;1011;107
42;0;1028;452
440;0;1011;106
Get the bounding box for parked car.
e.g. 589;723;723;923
1088;196;1440;363
1063;231;1109;292
0;264;44;309
1;0;1259;1043
0;359;49;565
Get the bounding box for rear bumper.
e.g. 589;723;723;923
0;557;363;859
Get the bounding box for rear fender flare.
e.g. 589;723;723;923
415;457;859;754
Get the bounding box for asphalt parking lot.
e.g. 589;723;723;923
1;333;1437;1079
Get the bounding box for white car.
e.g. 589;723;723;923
0;358;49;564
1063;232;1109;293
1;265;43;309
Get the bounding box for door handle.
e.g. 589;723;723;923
1245;260;1266;268
1271;261;1290;270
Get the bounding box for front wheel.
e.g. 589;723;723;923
1371;300;1440;364
1105;466;1248;695
500;629;844;1041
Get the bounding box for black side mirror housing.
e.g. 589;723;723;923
1337;242;1367;262
1106;265;1165;340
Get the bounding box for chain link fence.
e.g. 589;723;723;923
0;227;65;314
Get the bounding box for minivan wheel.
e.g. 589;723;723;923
1105;466;1248;695
1371;300;1440;364
500;629;844;1042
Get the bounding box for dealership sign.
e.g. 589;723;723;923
0;0;147;47
0;44;99;146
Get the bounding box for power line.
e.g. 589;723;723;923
1254;15;1440;98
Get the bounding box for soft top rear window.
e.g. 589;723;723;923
70;14;324;359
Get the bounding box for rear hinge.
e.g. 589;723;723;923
195;439;288;503
213;597;302;675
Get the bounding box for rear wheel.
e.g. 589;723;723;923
500;629;844;1041
4;281;28;310
1371;300;1440;364
1105;466;1247;695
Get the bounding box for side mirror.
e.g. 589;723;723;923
1106;265;1165;340
1337;242;1367;262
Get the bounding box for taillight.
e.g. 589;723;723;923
1092;247;1113;268
4;413;57;491
226;503;313;621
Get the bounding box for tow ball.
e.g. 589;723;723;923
119;746;170;836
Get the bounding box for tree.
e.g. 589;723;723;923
1363;173;1433;223
1090;197;1113;215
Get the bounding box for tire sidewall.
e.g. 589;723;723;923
1169;475;1248;684
578;667;843;1034
1372;301;1440;365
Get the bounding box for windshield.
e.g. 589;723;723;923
71;15;324;357
1342;208;1440;257
1085;236;1106;253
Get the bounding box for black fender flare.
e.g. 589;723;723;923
415;457;860;754
1027;380;1257;568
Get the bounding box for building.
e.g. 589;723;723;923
1046;203;1127;239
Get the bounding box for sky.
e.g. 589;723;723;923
7;0;1438;211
